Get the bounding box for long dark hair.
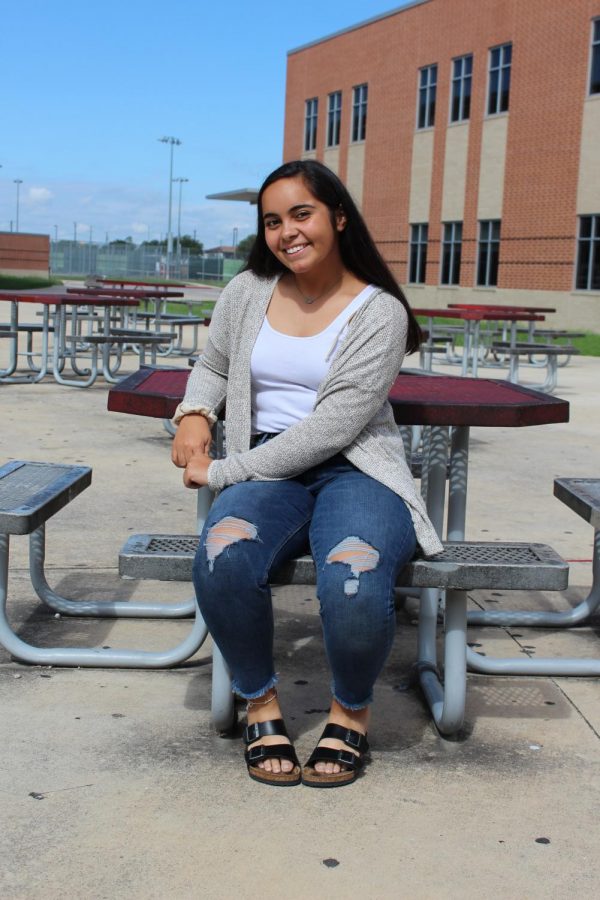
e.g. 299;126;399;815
244;159;422;354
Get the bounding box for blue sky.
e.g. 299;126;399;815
0;0;412;248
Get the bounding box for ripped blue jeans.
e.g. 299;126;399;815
192;452;417;709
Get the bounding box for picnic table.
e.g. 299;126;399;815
1;292;142;386
105;365;586;731
107;365;569;543
414;306;546;377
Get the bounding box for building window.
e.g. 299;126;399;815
304;98;318;152
487;43;511;115
576;215;600;290
327;91;342;147
351;84;368;142
418;64;437;128
409;224;428;284
441;222;463;285
477;220;501;286
590;19;600;95
450;55;472;122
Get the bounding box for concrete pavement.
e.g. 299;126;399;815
1;323;599;899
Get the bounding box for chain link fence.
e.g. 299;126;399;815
50;241;243;282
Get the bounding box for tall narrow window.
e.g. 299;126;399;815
488;44;511;115
477;220;501;286
590;19;600;95
450;55;472;122
304;98;318;152
441;222;463;285
418;64;437;128
576;215;600;290
352;84;368;142
409;224;428;284
327;91;342;147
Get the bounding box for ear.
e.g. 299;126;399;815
335;207;347;232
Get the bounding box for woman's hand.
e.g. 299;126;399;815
183;452;212;489
171;414;213;468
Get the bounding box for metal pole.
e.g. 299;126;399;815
14;180;23;233
158;136;181;280
173;177;189;276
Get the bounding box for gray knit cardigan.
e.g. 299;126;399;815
180;270;443;557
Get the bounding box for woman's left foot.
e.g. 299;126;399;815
302;701;370;788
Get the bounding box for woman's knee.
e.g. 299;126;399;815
193;513;264;592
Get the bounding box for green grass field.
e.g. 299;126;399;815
0;274;62;290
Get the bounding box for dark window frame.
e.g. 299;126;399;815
327;91;342;148
575;214;600;290
409;223;429;284
477;220;501;286
590;18;600;95
450;54;473;123
351;84;368;142
487;43;512;115
441;221;463;285
418;64;437;129
304;97;318;152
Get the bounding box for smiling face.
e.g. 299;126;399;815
261;175;346;278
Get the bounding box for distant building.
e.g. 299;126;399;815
0;232;49;277
284;0;600;329
204;245;238;259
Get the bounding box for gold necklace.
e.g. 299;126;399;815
294;274;344;305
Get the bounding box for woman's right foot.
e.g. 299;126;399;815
245;689;295;775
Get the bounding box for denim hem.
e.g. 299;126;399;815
232;674;278;700
332;684;373;711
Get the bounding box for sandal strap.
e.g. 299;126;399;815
243;718;289;746
245;742;300;767
319;723;369;754
305;746;363;770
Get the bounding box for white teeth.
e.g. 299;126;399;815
285;245;306;255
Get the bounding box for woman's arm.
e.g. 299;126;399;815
171;280;234;466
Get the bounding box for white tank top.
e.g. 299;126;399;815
250;285;375;434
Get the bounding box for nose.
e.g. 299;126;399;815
281;218;299;242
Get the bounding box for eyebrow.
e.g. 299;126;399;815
262;202;317;220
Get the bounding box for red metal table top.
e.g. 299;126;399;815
0;292;139;307
413;307;545;322
447;303;556;314
98;278;189;288
107;366;570;428
66;287;184;298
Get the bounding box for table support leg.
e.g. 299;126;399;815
447;426;469;541
417;586;467;735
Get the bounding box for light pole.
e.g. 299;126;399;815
173;176;189;271
158;135;181;278
14;180;23;233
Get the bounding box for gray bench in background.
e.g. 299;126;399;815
491;341;580;393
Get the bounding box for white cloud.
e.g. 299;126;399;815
28;186;53;203
131;222;149;234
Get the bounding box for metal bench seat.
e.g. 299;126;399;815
0;461;205;670
119;533;568;736
490;341;579;393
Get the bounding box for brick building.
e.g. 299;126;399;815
0;232;50;278
284;0;600;329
